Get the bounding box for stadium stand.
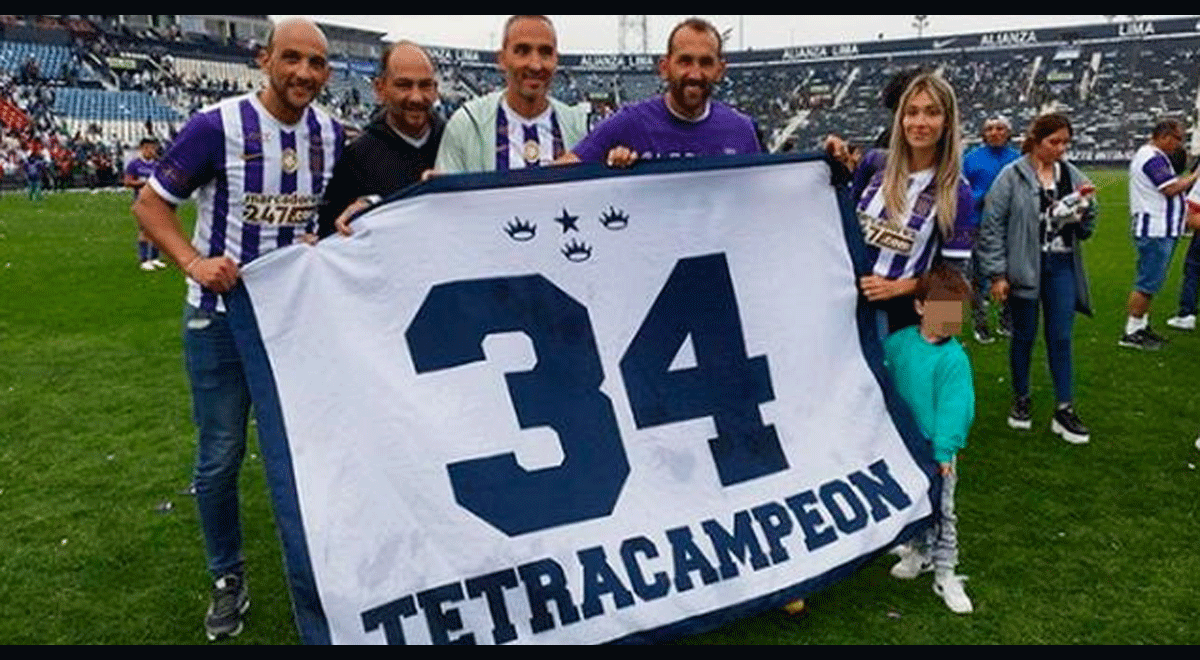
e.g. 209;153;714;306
5;14;1200;192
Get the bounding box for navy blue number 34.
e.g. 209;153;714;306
405;254;787;536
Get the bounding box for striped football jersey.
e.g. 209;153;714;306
149;93;344;312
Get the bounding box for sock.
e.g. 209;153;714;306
138;241;149;262
150;245;160;260
1126;315;1148;335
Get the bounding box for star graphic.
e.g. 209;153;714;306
554;208;580;233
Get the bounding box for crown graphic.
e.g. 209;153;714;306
562;239;593;262
599;206;629;230
505;217;537;242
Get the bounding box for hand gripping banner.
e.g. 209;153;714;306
226;154;940;645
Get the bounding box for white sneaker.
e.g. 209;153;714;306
890;545;933;579
150;259;167;269
139;261;156;271
1166;315;1196;330
933;570;973;614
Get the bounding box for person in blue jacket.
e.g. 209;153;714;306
963;115;1021;343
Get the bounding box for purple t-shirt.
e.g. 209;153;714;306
22;156;45;179
572;96;761;163
125;157;156;198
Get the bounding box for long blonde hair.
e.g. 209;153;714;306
882;72;962;239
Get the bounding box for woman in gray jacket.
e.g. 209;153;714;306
977;114;1097;445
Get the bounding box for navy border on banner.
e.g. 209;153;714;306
230;152;941;645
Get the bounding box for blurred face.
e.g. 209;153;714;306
139;143;157;160
918;300;964;340
902;89;946;155
983;121;1010;148
375;46;438;137
660;27;725;118
258;22;331;118
1032;128;1071;165
498;18;557;106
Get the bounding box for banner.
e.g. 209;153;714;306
228;154;940;645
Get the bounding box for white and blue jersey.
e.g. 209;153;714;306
149;93;344;312
857;168;975;280
1129;143;1186;238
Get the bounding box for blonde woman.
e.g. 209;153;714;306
856;72;975;335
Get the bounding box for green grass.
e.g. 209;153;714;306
0;172;1198;644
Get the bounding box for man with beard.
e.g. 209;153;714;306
560;17;761;166
318;41;443;237
434;15;588;174
133;17;341;641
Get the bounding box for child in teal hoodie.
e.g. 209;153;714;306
884;263;976;614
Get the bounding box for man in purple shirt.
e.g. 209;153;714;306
133;17;338;642
124;137;164;270
22;151;46;202
559;17;761;167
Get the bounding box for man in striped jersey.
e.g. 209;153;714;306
133;17;341;641
433;15;588;174
1122;119;1199;350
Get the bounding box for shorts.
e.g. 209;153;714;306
1134;236;1179;295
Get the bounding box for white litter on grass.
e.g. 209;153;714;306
60;538;67;545
1188;463;1195;470
106;454;115;461
887;611;902;619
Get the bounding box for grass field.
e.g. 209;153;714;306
1;169;1198;644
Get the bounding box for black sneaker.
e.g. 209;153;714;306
1008;396;1032;430
1142;327;1170;345
973;325;996;345
205;574;249;641
1118;328;1165;351
1051;405;1090;445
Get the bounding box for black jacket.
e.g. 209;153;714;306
316;113;445;238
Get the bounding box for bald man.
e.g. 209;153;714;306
434;15;587;174
133;17;343;641
318;40;444;237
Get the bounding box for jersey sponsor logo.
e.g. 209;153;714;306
859;210;917;255
242;192;319;226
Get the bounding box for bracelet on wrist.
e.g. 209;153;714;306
184;256;202;275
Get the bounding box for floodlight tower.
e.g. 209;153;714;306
619;15;649;54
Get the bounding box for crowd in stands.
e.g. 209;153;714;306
4;14;1200;194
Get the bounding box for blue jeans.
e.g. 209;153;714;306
1177;233;1200;317
183;305;250;578
1009;253;1077;404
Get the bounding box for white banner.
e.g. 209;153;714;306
232;155;938;645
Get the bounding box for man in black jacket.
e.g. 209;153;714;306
317;41;444;238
